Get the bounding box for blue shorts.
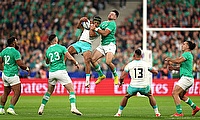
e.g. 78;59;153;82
71;41;91;54
127;85;150;96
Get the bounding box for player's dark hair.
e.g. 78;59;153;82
187;41;196;50
135;49;142;56
49;34;56;43
112;9;119;18
7;37;16;46
93;16;102;23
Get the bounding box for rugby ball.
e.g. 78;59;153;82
82;20;90;30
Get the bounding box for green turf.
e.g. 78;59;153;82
1;96;200;120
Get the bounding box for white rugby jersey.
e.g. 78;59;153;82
79;26;100;44
124;59;152;88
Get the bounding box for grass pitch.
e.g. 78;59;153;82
1;96;200;120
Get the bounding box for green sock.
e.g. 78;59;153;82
176;104;182;114
112;67;118;77
0;105;4;109
42;92;51;105
94;64;104;77
69;92;76;103
119;106;124;110
185;98;196;109
9;104;14;109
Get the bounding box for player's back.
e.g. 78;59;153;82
46;44;67;72
127;60;150;88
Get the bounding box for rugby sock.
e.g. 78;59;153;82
152;105;159;114
94;64;104;77
112;67;118;77
185;98;196;109
42;92;50;105
0;105;4;108
86;74;90;83
176;104;182;114
9;104;14;109
117;106;124;114
69;92;76;109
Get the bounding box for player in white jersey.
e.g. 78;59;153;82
68;16;101;88
114;49;161;117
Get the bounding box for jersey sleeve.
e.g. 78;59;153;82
14;50;21;60
62;45;68;54
106;21;116;32
124;63;130;73
182;52;188;60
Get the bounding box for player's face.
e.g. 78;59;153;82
14;39;19;50
108;12;117;20
181;42;189;51
93;21;101;27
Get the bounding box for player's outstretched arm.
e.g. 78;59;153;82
148;67;158;75
165;57;185;64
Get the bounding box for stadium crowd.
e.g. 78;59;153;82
0;0;200;79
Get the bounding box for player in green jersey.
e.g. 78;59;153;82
0;37;30;115
165;41;200;117
90;9;119;85
38;34;82;116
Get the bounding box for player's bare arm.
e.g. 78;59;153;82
16;59;29;72
77;17;88;29
165;57;185;64
168;65;180;71
89;24;97;37
0;57;3;71
96;28;110;36
148;68;158;75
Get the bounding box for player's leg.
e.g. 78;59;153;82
104;43;118;85
5;75;21;115
38;83;55;115
64;83;82;115
67;46;78;55
91;48;105;84
6;83;21;115
0;86;11;115
58;70;82;115
105;52;118;85
171;85;184;116
181;94;200;116
145;89;161;117
83;51;92;88
114;85;135;117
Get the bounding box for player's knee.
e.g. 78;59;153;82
105;60;112;66
85;57;92;63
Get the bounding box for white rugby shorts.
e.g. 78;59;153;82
49;70;72;85
2;73;20;86
176;76;194;91
96;42;116;56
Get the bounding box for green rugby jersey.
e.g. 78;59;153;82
0;47;21;77
99;20;116;45
180;52;193;78
46;44;67;72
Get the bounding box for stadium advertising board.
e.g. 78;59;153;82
0;78;199;96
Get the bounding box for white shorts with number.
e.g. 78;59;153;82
176;76;194;91
96;42;116;56
49;70;72;85
2;73;20;86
